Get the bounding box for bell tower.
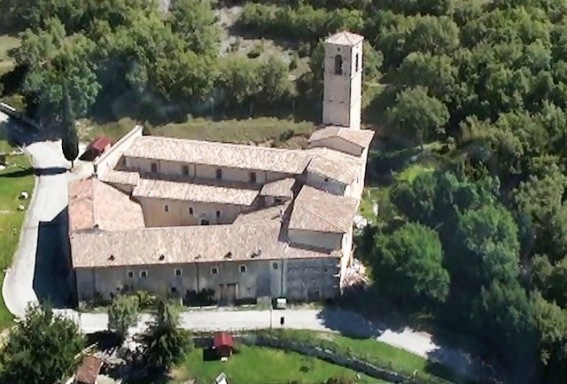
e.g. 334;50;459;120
322;31;364;130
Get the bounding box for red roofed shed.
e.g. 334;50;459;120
91;137;112;153
213;332;234;359
74;355;103;384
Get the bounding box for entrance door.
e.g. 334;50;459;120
219;283;237;305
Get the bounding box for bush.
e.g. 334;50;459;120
247;43;264;59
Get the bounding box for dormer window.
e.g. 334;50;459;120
334;55;343;75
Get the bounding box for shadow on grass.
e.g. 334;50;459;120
0;167;33;178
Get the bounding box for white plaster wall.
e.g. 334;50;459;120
305;172;347;195
136;197;247;227
94;125;143;176
322;40;364;130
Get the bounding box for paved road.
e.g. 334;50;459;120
62;308;476;377
0;113;481;381
0;113;88;317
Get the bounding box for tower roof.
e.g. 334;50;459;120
325;31;364;46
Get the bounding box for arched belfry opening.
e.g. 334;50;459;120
334;55;343;75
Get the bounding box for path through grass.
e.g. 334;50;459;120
0;147;34;329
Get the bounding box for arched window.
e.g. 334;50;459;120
334;55;343;75
355;53;359;72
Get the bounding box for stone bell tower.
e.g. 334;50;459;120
322;31;364;130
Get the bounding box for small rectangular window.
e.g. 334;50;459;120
151;162;158;173
240;265;247;273
211;266;218;275
216;210;221;218
182;165;189;175
216;168;223;180
249;172;257;183
127;271;134;278
189;207;194;215
171;286;178;294
272;262;279;270
164;204;169;212
140;270;148;278
175;268;182;276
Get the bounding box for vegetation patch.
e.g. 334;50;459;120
259;329;458;383
174;344;384;384
0;151;34;329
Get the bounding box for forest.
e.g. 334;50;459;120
0;0;567;383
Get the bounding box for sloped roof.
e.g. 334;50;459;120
305;147;362;184
132;178;260;206
70;221;339;268
309;126;375;149
124;136;311;175
68;177;145;232
75;355;103;384
325;31;364;46
288;185;358;234
260;177;296;198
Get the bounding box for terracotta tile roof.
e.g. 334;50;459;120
75;355;103;384
98;170;140;186
124;136;312;175
70;221;339;268
289;185;358;234
233;204;289;225
260;177;296;198
89;137;112;153
68;177;145;232
309;126;375;149
325;31;364;46
305;147;362;184
132;178;260;206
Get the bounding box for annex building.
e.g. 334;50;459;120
68;31;374;305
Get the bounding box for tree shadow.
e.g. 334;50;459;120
0;167;33;178
33;167;67;176
33;206;75;309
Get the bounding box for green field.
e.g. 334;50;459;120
272;330;457;383
0;147;34;329
174;344;386;384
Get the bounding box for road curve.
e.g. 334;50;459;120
1;113;70;318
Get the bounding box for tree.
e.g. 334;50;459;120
372;222;450;307
0;304;84;384
169;0;220;56
140;299;193;372
108;294;140;342
386;86;449;147
61;84;79;167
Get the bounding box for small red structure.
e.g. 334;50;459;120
81;137;112;161
90;137;112;154
74;355;103;384
213;332;234;359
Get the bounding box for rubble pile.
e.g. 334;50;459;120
342;258;369;287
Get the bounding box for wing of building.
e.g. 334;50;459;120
69;31;374;305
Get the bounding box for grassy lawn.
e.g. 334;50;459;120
0;34;19;72
79;117;316;147
272;330;458;383
174;344;386;384
0;145;34;329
